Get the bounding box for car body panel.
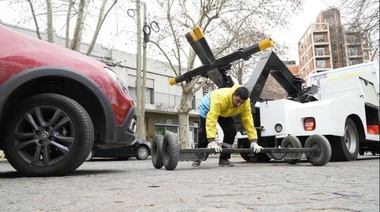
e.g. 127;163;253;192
0;25;134;127
0;24;136;147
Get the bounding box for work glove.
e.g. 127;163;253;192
207;139;222;153
250;140;263;153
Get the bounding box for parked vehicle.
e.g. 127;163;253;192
0;24;137;176
240;55;379;161
169;27;379;162
86;139;151;161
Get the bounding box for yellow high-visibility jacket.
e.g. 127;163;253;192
204;84;258;141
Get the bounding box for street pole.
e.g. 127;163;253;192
135;0;145;140
141;2;147;140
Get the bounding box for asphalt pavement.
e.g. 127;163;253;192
0;154;379;212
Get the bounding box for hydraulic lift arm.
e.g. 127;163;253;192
169;27;275;88
171;27;315;134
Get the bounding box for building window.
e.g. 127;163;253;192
346;34;355;43
155;121;199;147
315;47;325;56
314;35;324;42
316;60;327;68
349;59;360;66
146;88;154;104
348;47;358;56
128;87;154;104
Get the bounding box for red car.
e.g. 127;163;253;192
0;24;137;176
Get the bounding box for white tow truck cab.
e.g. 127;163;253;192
258;61;379;161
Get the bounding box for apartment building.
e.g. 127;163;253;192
297;8;371;80
2;21;203;145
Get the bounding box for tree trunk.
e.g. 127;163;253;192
26;0;42;40
65;0;73;48
45;0;54;43
141;2;147;140
177;84;194;148
70;0;87;51
86;0;117;55
135;0;145;140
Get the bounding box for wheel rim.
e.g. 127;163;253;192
138;148;148;159
13;106;75;166
344;125;357;153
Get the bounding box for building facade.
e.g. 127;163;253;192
297;8;371;80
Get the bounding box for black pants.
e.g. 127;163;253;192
198;116;237;160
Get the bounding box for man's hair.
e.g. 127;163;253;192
234;87;249;100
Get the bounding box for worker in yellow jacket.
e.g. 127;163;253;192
193;84;263;167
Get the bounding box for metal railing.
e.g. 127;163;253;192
132;91;201;112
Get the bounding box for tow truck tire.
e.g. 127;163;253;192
152;135;164;169
238;138;271;162
305;134;331;166
162;132;180;170
281;135;302;164
330;118;359;161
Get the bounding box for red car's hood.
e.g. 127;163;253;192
0;25;108;84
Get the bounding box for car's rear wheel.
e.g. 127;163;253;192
3;93;94;176
135;146;149;160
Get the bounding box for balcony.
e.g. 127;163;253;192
139;91;201;115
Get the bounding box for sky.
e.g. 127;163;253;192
0;0;343;63
273;0;342;62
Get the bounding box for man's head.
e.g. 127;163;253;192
232;86;249;107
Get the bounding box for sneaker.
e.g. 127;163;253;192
192;159;201;167
219;159;234;167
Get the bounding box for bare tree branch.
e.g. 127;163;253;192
26;0;42;40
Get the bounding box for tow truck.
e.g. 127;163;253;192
151;27;336;170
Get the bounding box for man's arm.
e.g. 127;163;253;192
240;101;258;141
205;99;222;140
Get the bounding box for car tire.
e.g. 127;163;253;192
135;146;149;160
3;93;94;176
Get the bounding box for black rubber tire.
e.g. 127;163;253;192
238;138;271;162
3;93;94;176
330;118;359;161
151;135;164;169
281;135;302;164
162;132;180;170
305;134;332;166
135;146;149;160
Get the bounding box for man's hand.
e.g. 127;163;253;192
207;139;222;152
250;140;263;153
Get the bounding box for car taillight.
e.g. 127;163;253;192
304;117;315;131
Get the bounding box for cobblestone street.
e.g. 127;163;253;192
0;154;379;212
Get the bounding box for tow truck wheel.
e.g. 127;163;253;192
162;132;180;170
281;135;302;164
305;134;332;166
238;138;271;162
152;135;164;169
330;118;359;161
